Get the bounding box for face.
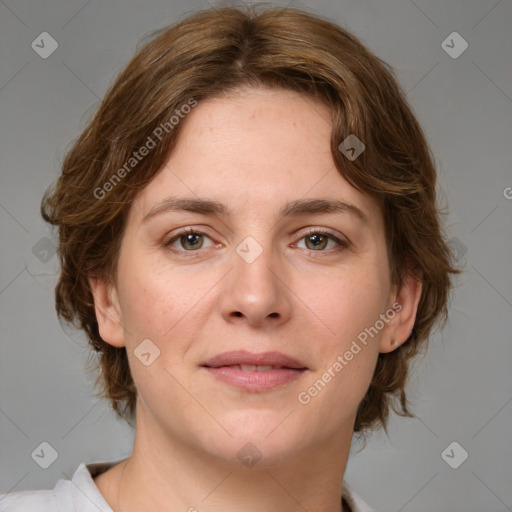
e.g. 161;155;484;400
91;86;419;466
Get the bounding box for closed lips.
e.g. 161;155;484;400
221;365;290;371
201;351;308;392
201;350;308;370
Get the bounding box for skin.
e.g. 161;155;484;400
89;86;422;512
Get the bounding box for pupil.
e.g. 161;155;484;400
308;234;326;250
184;233;201;248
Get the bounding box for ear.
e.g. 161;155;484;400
88;275;125;348
380;272;422;354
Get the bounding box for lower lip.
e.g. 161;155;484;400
203;366;306;392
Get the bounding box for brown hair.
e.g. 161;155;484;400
41;4;457;434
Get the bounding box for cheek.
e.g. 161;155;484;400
117;263;199;408
116;255;221;369
292;262;387;420
116;252;193;338
118;276;170;339
297;262;389;348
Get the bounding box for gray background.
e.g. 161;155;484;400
1;0;511;511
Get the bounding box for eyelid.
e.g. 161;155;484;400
295;227;350;250
163;227;216;249
163;226;349;253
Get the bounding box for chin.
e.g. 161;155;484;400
205;435;305;469
199;408;310;465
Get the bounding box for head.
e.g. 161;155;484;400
42;5;456;459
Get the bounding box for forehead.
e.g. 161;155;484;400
128;86;381;226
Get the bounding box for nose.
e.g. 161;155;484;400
220;239;293;328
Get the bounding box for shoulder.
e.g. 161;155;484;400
0;460;123;512
342;480;377;512
0;490;53;511
0;479;68;512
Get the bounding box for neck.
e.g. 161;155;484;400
111;406;354;512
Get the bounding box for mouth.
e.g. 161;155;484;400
217;364;293;371
201;351;308;392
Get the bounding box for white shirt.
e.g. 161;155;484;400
0;459;376;512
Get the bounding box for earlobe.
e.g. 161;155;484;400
380;273;422;353
88;276;126;348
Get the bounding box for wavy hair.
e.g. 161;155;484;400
41;4;457;434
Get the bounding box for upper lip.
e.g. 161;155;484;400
201;350;307;369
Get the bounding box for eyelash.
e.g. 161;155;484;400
163;227;349;255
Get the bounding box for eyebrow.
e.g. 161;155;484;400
142;196;368;224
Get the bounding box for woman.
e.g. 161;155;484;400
0;4;455;511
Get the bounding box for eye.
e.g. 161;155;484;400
295;229;348;252
164;228;214;251
163;228;349;254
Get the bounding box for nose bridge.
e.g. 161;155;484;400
221;234;292;325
